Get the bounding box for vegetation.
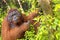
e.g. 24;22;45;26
0;0;60;40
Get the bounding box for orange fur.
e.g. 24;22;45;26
1;9;40;40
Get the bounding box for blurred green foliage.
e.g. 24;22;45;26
0;0;60;40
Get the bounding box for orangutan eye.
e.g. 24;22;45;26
13;15;18;21
8;16;12;22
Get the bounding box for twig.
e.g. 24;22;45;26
17;0;24;13
3;0;10;9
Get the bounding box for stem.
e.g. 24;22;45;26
3;0;10;9
17;0;24;13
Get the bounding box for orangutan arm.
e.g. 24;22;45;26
22;9;39;24
9;21;30;39
2;17;11;40
2;16;30;40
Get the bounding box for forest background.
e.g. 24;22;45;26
0;0;60;40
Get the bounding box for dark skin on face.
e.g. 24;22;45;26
1;9;40;40
7;9;23;26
